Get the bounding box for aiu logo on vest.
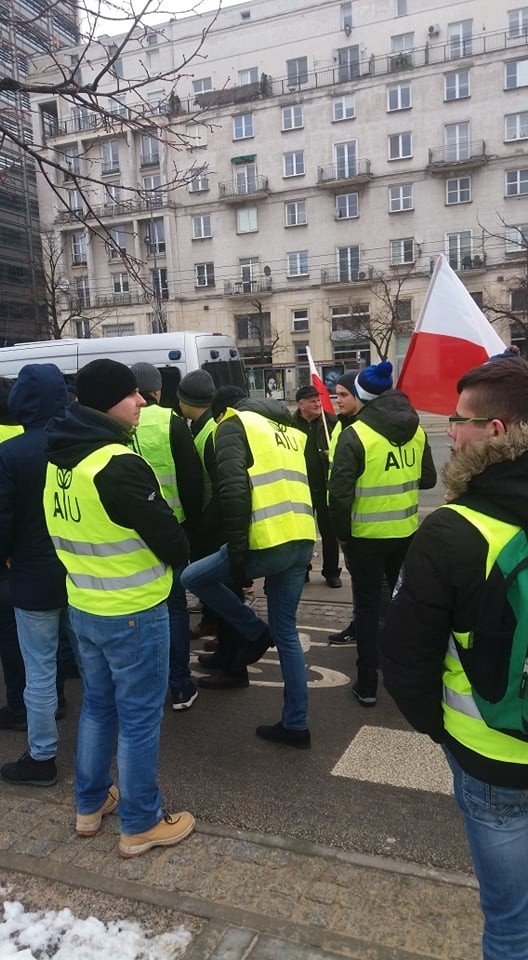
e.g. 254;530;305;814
384;445;416;471
52;467;81;522
274;422;300;451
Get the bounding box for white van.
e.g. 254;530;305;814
0;331;247;407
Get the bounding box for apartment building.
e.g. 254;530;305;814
33;0;528;395
0;0;78;344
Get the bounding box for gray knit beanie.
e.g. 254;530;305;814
177;369;215;408
130;362;162;394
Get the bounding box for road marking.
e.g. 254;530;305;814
331;726;453;795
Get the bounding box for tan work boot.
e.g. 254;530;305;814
119;811;195;859
76;786;120;837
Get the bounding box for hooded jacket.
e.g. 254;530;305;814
328;389;437;541
380;425;528;788
0;364;68;609
45;401;188;572
291;408;338;498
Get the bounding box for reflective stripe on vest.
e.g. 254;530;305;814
193;416;215;507
327;420;343;475
442;503;528;764
132;405;184;521
221;408;316;550
348;420;425;539
43;444;172;615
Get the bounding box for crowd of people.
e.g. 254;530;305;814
0;350;527;957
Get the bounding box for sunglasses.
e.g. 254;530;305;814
447;415;492;426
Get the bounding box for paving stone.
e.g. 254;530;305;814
210;927;258;959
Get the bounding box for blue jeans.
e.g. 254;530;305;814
168;565;191;689
181;540;313;729
70;602;169;836
445;748;528;960
15;607;76;761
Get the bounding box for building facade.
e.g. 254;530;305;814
0;0;78;344
32;0;527;395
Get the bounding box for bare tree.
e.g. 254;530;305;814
249;298;282;364
478;216;528;350
36;230;110;338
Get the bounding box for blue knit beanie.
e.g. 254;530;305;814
355;361;393;401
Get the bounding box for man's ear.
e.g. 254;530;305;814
491;418;507;436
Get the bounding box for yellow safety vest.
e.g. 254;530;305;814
193;416;216;507
442;503;528;765
43;445;173;616
221;408;316;550
0;424;23;443
132;405;184;522
347;420;425;539
327;421;343;475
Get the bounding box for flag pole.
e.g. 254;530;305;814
305;346;332;449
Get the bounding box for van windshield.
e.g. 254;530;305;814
202;360;247;391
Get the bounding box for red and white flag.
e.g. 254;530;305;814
397;254;506;414
305;346;335;415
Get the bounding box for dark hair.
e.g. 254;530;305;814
457;358;528;424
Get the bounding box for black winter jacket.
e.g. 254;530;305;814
328;390;437;542
380;427;528;788
292;409;338;498
46;402;188;571
0;364;69;609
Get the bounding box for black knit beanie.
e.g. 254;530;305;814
76;359;138;412
177;369;215;408
336;371;357;395
211;385;247;420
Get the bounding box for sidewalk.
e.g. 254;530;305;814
0;787;481;960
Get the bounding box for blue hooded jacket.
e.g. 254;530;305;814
0;364;68;609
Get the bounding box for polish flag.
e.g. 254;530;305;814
306;346;335;415
397;254;506;414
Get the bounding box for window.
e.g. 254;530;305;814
294;341;309;364
111;58;123;79
146;218;165;255
286;56;308;86
283;150;305;177
185;121;208;149
448;20;472;59
140;133;159;166
509;8;528;38
101;139;119;174
331;303;369;336
337;45;360;81
391;32;414;53
336;193;359;219
233;162;257;194
193;77;212;94
104;182;122;206
506;169;528;195
333;95;355;121
238;67;258;85
151;267;169;300
192;214;212;239
75;318;90;338
287;250;309;276
108;98;127;118
68;189;83;213
233;113;253;140
341;2;352;30
389;183;413;212
334;141;357;177
444;69;470;101
239;257;259;292
388;132;412;159
143;174;163;206
188;169;209;192
446;176;471;204
506;59;528;89
147;50;159;73
446;230;472;270
512;289;528;312
62;145;80;179
282;104;304;130
75;277;90;308
445;122;470;161
71;231;86;264
195;262;215;287
236;313;271;340
387;83;411;111
397;0;407;15
395;298;412;324
108;225;127;259
237;207;258;233
103;323;135;337
337;245;360;281
505;111;528;141
292;308;309;332
148;90;164;114
112;272;129;295
391;237;415;264
285;200;307;226
506;224;528;252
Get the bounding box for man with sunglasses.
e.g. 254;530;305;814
381;359;528;960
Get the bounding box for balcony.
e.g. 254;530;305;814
321;266;373;287
430;254;487;275
224;278;273;297
317;159;372;191
81;197;168;222
426;140;489;173
218;176;269;202
388;52;414;73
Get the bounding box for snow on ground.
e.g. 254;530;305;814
0;899;192;959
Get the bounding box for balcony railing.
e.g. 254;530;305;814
321;266;373;285
426;140;489;170
317;159;372;187
218;176;269;200
224;278;273;296
69;290;166;312
430;254;487;274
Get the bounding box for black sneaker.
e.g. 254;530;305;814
171;682;198;711
325;576;342;588
0;706;27;732
1;751;57;786
256;721;311;749
328;622;356;645
351;682;377;707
